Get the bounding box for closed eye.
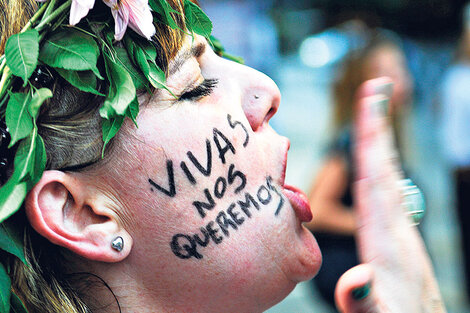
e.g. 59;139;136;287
178;78;218;101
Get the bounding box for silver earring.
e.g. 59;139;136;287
111;236;124;252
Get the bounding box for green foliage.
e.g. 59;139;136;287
99;51;136;155
0;218;26;263
100;52;136;119
114;46;149;91
0;180;27;225
39;29;102;78
10;293;28;313
127;97;140;127
184;0;212;38
29;88;53;119
124;38;170;93
55;69;104;96
209;35;244;64
149;0;180;29
5;29;39;86
101;115;124;157
0;265;11;313
6;92;33;148
14;129;45;186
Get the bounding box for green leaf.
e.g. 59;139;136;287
137;40;157;61
0;179;27;226
184;0;212;38
0;264;11;313
29;88;53;119
31;135;46;186
100;52;136;119
148;61;167;90
55;69;104;96
220;52;244;64
10;293;28;313
209;35;224;54
13;130;37;184
6;92;33;148
126;97;139;127
0;218;26;263
101;115;124;157
209;35;244;64
5;29;39;86
39;29;102;79
149;0;180;29
114;46;148;91
131;44;151;79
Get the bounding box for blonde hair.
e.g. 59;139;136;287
1;0;189;311
332;32;404;131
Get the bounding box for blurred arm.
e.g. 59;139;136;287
304;156;356;235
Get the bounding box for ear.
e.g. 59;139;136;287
24;170;132;262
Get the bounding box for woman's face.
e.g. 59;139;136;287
363;44;413;111
106;35;321;311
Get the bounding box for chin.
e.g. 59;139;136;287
289;224;323;283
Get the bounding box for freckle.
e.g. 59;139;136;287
150;188;154;192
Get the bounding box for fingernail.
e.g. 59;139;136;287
371;97;389;117
374;82;393;98
352;282;371;301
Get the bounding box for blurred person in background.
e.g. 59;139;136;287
440;2;470;303
305;26;414;309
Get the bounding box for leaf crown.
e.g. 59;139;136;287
0;0;243;311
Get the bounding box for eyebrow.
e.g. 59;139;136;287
169;42;206;76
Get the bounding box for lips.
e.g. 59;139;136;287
282;184;312;223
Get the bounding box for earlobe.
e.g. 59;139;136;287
25;170;132;262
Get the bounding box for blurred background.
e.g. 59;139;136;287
201;0;470;312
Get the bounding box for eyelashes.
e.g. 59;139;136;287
178;78;219;101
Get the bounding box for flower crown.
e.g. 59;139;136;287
0;0;242;311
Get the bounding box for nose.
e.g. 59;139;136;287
240;70;281;131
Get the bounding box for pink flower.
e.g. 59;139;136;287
69;0;96;26
103;0;156;40
66;0;156;41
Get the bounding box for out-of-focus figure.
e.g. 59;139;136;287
305;26;413;309
439;2;470;303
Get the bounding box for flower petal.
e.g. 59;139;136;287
69;0;95;25
122;0;156;39
112;5;130;41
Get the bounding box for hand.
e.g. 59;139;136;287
334;78;445;313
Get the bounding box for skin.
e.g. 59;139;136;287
306;43;412;235
335;79;445;312
24;37;444;312
26;35;321;313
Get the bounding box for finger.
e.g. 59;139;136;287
355;77;393;100
354;78;404;209
335;264;378;313
354;78;398;181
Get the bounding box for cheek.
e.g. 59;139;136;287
117;102;296;291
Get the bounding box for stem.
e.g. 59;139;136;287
20;1;49;32
36;0;72;32
0;59;5;74
0;67;12;106
42;0;59;23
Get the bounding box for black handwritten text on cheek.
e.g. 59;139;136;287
148;126;237;197
170;177;285;260
145;115;284;260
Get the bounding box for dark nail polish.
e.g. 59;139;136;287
352;282;371;300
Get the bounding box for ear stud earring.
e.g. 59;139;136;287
111;236;124;252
